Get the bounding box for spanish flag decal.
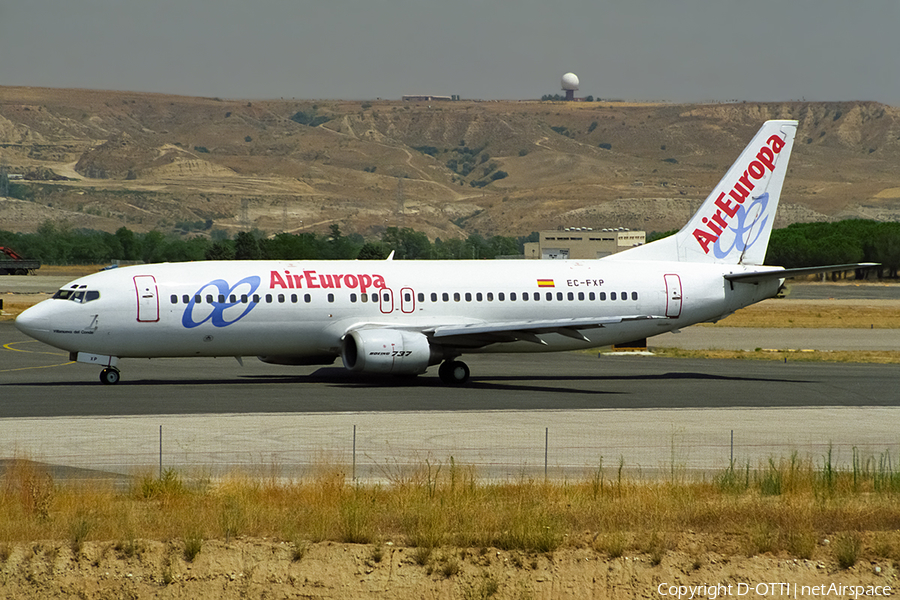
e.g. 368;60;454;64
537;279;555;288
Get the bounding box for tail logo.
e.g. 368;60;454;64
692;133;786;254
712;193;768;259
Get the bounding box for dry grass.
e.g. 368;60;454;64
3;454;900;565
650;347;900;364
707;299;900;329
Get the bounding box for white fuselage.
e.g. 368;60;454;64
16;258;779;361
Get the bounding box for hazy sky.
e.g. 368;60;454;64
2;0;899;106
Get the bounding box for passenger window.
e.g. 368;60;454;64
404;293;412;302
218;294;226;303
196;295;203;304
431;293;438;302
523;292;529;301
206;294;214;304
454;292;460;302
265;294;272;303
252;294;260;303
170;295;178;304
498;292;505;301
557;292;563;301
304;294;311;303
599;292;607;301
241;294;248;303
350;293;357;303
291;294;298;303
371;293;378;302
361;293;367;303
383;293;390;302
442;292;449;302
465;292;472;302
418;293;425;302
278;294;285;303
476;292;482;301
621;291;627;301
610;292;617;300
182;294;190;304
230;294;237;303
487;292;494;301
589;292;595;301
567;292;574;301
632;292;638;300
546;292;552;301
510;292;517;301
328;293;335;303
578;292;584;301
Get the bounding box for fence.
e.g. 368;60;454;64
2;408;899;483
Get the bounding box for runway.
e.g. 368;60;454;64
2;321;899;479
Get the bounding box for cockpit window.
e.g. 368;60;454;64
53;288;100;303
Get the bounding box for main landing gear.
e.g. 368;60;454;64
99;367;121;385
438;360;470;384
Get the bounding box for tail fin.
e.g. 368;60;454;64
609;120;797;265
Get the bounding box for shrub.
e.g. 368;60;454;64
834;532;862;569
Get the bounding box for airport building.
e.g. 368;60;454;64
523;227;646;260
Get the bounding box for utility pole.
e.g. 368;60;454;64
0;166;8;198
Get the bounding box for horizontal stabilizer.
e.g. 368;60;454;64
724;263;879;284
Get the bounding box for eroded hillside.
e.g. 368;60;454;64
1;86;899;239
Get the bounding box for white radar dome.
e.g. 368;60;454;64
561;72;580;91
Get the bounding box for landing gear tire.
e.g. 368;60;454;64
100;367;120;385
438;360;470;384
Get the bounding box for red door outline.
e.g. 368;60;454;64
400;287;415;314
379;288;394;314
134;275;160;322
664;274;682;318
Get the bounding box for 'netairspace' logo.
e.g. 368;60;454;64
182;276;261;329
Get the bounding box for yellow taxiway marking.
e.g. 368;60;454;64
1;340;74;372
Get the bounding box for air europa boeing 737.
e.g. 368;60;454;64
15;120;874;385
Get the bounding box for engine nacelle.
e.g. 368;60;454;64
341;329;435;375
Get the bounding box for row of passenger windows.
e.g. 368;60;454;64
169;290;639;305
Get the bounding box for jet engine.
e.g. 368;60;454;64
341;329;438;375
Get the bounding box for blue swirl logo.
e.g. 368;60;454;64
181;276;261;328
713;193;769;259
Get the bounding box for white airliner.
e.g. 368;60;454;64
15;120;873;385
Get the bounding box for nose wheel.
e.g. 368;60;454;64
438;360;470;384
100;367;121;385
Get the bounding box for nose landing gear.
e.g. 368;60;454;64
100;367;121;385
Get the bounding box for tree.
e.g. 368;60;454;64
356;241;391;260
234;231;262;260
381;227;432;259
205;240;234;261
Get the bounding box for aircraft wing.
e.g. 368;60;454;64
427;315;667;347
724;263;879;284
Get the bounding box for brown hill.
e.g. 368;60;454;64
1;86;899;239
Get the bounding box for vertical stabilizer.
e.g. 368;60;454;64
609;120;797;265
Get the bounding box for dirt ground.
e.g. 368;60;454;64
0;535;895;600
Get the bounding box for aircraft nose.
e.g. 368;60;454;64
15;303;50;338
